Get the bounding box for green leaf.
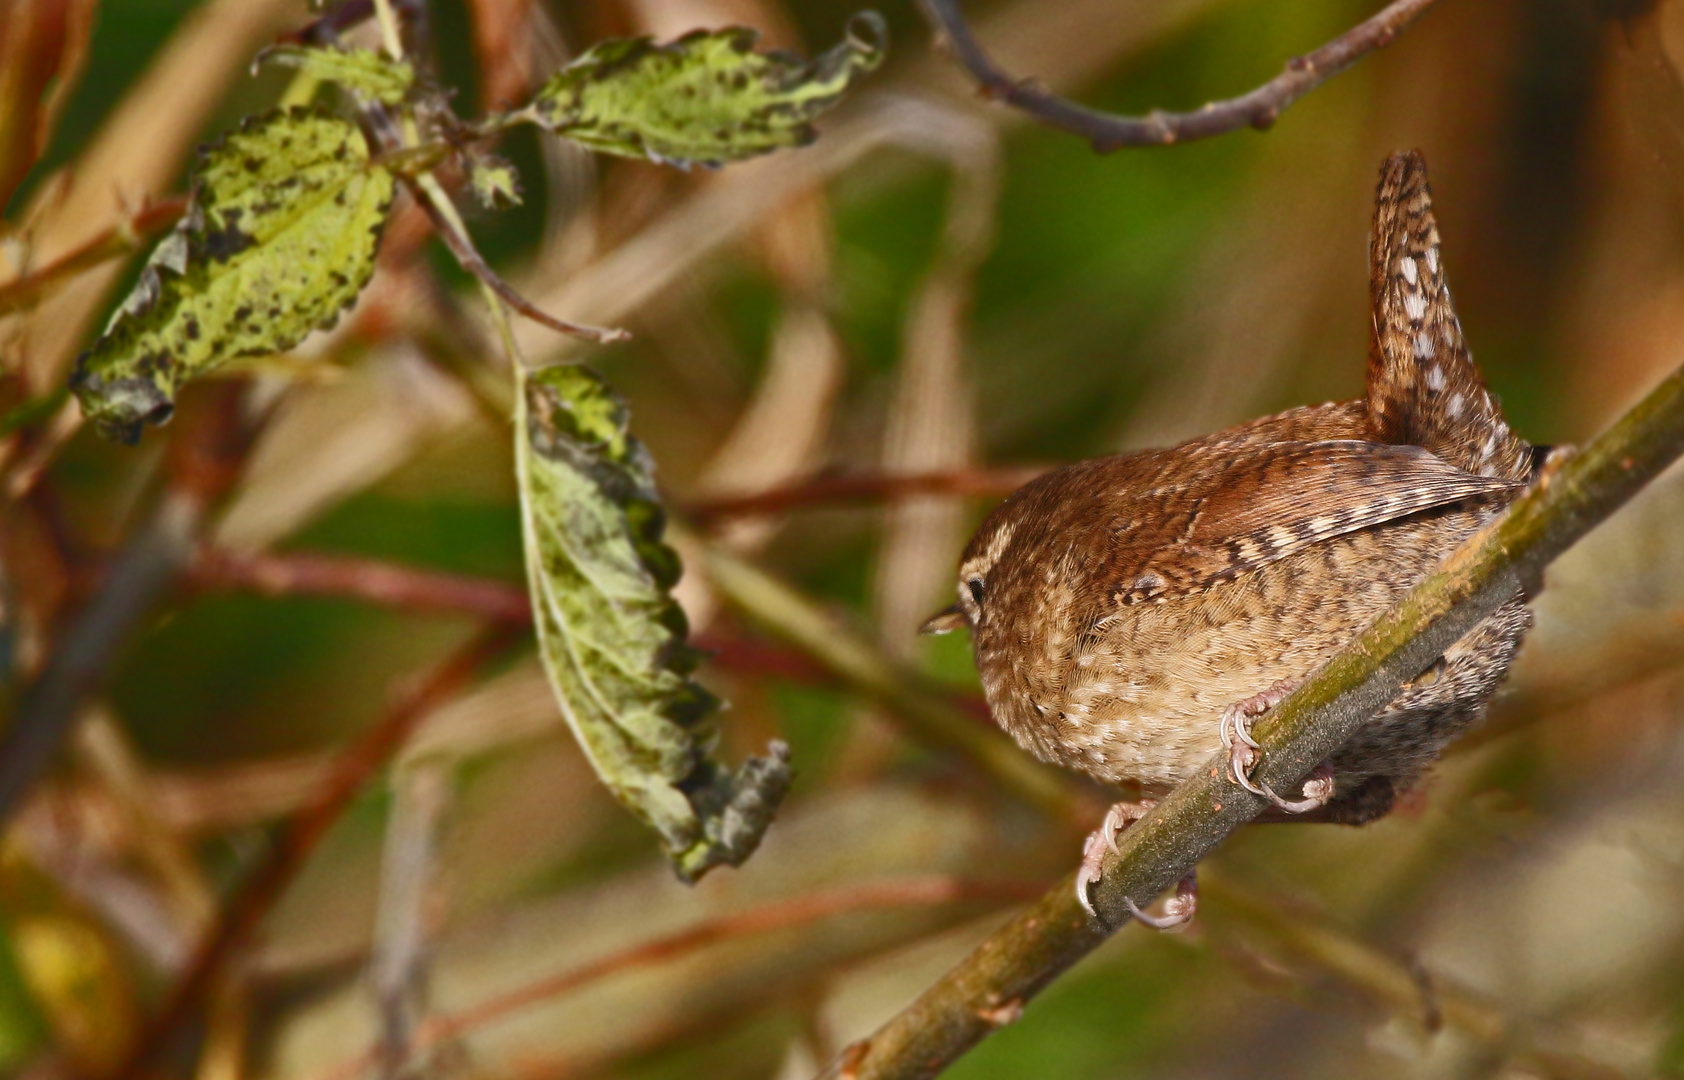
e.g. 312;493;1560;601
70;106;394;444
525;12;886;169
517;363;790;881
259;44;415;105
467;153;522;209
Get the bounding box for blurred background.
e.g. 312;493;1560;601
4;0;1684;1077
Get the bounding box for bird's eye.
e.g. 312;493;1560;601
967;578;986;605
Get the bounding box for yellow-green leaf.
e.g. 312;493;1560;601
517;364;790;881
70;106;394;443
259;44;415;105
468;153;522;209
526;12;886;169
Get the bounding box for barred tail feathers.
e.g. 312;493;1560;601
1365;152;1530;483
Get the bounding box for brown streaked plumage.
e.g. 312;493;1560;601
929;153;1535;914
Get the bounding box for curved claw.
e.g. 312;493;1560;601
1076;864;1101;918
1221;704;1261;751
1257;765;1336;814
1123;872;1198;931
1123;896;1183;930
1076;819;1113;917
1258;783;1323;813
1222;682;1297;798
1100;803;1133;855
1076;800;1158;918
1229;741;1269;797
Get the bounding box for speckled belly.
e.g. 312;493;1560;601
988;508;1527;795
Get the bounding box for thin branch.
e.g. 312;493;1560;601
72;709;216;932
303;877;1047;1080
1203;870;1630;1077
112;752;335;836
409;179;631;344
0;196;187;317
191;547;532;622
685;467;1045;527
815;354;1684;1080
919;0;1442;151
110;624;522;1080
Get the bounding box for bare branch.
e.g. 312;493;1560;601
188;548;999;723
813;353;1684;1080
371;763;451;1080
1200;871;1506;1043
918;0;1442;151
409;179;630;344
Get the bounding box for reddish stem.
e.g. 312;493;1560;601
191;547;532;622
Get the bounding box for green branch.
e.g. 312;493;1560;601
817;357;1684;1080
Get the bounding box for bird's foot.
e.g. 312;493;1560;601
1261;761;1337;813
1219;681;1336;814
1076;800;1152;918
1126;872;1198;931
1075;802;1199;929
1218;680;1295;783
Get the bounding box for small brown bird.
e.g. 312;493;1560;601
924;152;1537;923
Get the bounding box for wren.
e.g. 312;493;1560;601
924;152;1537;924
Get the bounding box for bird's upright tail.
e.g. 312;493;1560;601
1365;152;1532;484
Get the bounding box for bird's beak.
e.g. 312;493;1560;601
919;603;966;635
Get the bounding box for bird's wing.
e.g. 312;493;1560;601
1113;439;1518;602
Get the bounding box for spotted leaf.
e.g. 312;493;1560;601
259;44;415;105
525;12;885;169
517;363;790;881
70;106;394;443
